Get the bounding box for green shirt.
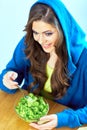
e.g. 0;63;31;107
44;64;54;93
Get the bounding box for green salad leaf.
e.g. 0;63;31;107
15;93;49;122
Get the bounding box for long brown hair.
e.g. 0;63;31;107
24;3;70;99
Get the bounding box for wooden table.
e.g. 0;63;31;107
0;90;81;130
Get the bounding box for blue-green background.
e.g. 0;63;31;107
0;0;87;73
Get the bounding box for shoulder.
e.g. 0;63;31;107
13;36;27;57
73;48;87;80
77;48;87;67
15;36;26;50
12;36;30;67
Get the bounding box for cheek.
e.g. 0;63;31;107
54;35;59;44
52;37;58;46
33;34;36;40
33;35;38;42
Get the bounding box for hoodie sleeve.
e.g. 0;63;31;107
56;105;87;128
0;36;27;94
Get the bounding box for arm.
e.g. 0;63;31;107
56;105;87;128
29;106;87;129
0;36;28;93
56;52;87;128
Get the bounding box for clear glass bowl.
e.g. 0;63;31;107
14;93;49;123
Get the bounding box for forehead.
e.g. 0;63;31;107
32;20;57;32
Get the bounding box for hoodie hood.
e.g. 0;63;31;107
32;0;87;74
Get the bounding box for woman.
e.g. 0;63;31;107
0;0;87;129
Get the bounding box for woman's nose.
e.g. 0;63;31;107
38;34;44;45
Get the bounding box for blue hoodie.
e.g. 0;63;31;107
0;0;87;128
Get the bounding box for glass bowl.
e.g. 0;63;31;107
15;93;49;123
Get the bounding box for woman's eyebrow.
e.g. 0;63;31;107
32;29;52;33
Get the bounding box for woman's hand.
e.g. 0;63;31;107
29;114;57;130
3;71;18;89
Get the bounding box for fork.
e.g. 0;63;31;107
17;85;26;97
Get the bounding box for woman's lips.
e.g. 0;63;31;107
42;43;52;49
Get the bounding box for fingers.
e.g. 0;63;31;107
38;119;50;125
37;115;53;125
30;121;54;130
4;71;18;80
40;114;56;121
3;71;18;89
29;114;57;130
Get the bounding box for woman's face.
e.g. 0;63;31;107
32;20;59;54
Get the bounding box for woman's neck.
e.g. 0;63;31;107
47;50;58;68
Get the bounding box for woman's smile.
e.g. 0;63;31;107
42;43;52;49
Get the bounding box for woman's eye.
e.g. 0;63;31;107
45;32;53;36
33;31;38;35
